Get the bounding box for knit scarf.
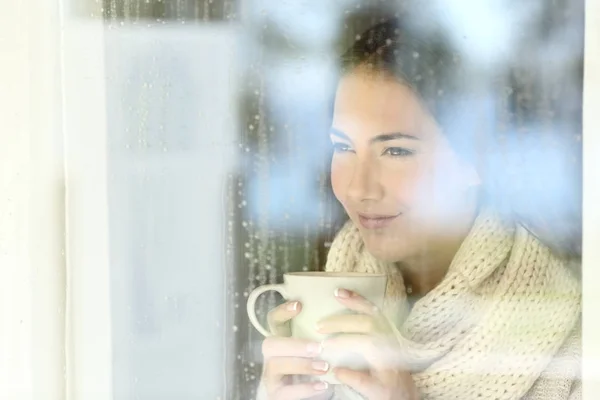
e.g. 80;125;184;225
325;211;581;400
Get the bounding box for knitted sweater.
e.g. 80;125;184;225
325;211;581;400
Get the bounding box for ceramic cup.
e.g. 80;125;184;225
247;271;387;384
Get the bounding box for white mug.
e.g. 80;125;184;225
247;271;388;383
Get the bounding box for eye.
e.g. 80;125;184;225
383;147;414;157
332;142;353;153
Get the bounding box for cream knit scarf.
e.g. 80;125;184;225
325;211;581;400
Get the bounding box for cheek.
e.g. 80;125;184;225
410;155;470;213
385;163;426;206
330;161;347;203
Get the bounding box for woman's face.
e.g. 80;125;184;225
330;68;480;263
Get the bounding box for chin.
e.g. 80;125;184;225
361;233;409;263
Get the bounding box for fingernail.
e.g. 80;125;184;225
313;381;329;391
312;360;329;372
287;301;298;311
306;342;323;356
334;288;351;298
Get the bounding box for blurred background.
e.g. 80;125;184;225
63;0;584;399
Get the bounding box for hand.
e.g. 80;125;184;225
258;301;334;400
317;289;419;400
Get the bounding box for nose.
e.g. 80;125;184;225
346;159;384;203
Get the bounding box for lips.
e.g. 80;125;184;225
357;213;400;229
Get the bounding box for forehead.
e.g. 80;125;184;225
332;70;437;138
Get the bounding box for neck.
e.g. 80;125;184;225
397;211;479;297
397;238;463;296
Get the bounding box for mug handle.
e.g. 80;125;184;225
246;284;289;337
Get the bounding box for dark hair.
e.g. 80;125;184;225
338;16;491;200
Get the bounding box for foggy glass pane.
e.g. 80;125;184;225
95;0;584;399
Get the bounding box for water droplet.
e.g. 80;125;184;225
233;325;239;332
355;34;361;40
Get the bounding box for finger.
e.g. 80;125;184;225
317;313;379;335
334;288;379;314
263;358;330;391
262;336;323;359
272;381;331;400
334;367;386;399
323;334;402;371
267;301;302;333
264;357;330;381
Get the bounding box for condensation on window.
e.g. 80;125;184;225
87;0;584;399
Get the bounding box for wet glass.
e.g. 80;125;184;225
74;0;585;398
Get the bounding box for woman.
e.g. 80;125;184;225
257;16;581;400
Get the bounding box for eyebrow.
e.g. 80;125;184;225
330;128;419;144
